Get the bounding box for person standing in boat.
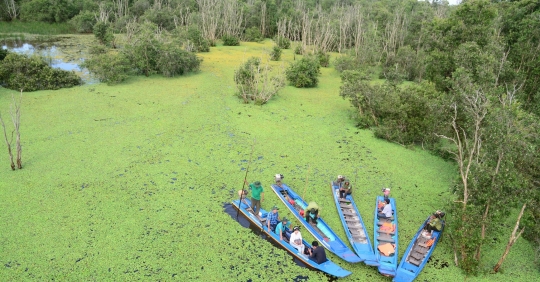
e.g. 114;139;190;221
275;217;290;241
267;205;280;231
334;175;346;187
308;241;327;264
339;180;352;199
245;180;264;216
305;202;320;225
289;226;305;255
377;198;393;218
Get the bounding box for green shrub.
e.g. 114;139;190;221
140;8;176;31
122;22;202;77
234;57;285;105
269;45;282;61
274;36;290;49
0;49;8;61
0;53;82;91
20;0;78;23
69;10;96;33
222;35;240;46
81;46;130;85
334;55;361;72
316;50;330;67
93;22;114;46
244;27;264;42
187;26;210;52
285;55;320;88
157;44;203;77
294;44;303;55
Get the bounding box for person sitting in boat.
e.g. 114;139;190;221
425;210;445;232
334;175;346;187
305;202;320;225
267;205;281;231
339;180;352;199
308;241;327;264
290;226;305;255
377;198;393;219
274;174;284;187
275;217;290;241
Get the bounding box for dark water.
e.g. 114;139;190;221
223;203;340;281
1;41;95;83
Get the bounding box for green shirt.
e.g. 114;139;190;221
429;218;443;231
249;183;264;200
306;202;319;212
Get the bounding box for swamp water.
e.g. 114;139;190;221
2;39;96;83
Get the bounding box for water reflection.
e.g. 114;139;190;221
1;41;94;83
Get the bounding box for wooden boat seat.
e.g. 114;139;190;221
413;245;428;254
410;251;424;261
339;198;350;203
340;203;352;208
345;218;359;223
341;210;356;216
377;234;395;243
348;225;363;230
408;257;422;266
377;229;395;235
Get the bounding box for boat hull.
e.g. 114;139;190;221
374;196;399;276
331;182;378;266
231;198;352;278
393;216;444;282
271;183;362;263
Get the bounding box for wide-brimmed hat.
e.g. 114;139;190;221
272;206;279;210
282;217;288;222
293;226;300;231
254;181;261;186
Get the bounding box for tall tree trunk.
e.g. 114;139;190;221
493;203;526;272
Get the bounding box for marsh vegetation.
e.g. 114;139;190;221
1;0;539;281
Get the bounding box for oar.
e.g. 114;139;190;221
236;139;256;220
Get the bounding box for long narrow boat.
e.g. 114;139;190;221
373;196;399;276
331;182;378;266
231;197;352;278
270;183;362;263
393;216;445;282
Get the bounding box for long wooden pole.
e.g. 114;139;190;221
302;164;311;200
237;139;256;219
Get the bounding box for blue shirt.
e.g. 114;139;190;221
274;221;290;235
267;211;279;226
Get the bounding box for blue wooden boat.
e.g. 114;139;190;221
393;216;445;282
270;183;362;263
373;196;399;276
231;198;352;278
331;181;378;266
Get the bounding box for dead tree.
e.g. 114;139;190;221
0;90;22;170
493;203;526;272
13;91;22;169
2;0;18;20
197;0;220;41
0;113;15;170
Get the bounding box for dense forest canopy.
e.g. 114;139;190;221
1;0;539;276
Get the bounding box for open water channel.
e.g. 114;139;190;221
2;39;96;84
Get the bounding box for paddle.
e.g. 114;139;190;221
236;139;256;220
